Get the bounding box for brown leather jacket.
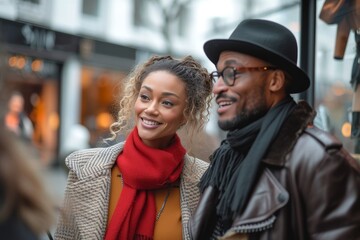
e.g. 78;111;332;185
189;102;360;240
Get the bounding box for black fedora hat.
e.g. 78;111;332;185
204;19;310;93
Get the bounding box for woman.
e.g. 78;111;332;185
55;55;213;240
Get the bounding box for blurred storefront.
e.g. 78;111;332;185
1;0;359;161
0;18;137;165
0;18;77;165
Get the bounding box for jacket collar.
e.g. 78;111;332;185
262;100;315;166
66;142;125;180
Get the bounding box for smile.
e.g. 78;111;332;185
219;101;233;108
141;118;161;126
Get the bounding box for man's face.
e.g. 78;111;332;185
212;51;273;131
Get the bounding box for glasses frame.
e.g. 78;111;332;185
210;66;277;86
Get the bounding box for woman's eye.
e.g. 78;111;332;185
163;100;174;107
140;94;150;101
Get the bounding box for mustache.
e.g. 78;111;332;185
216;93;237;102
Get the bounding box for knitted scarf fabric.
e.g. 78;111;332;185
200;97;296;224
104;127;186;240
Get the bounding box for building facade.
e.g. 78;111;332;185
0;0;358;164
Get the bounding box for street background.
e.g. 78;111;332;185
1;0;360;236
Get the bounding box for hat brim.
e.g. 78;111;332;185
204;39;310;94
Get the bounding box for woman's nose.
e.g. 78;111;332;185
144;102;159;115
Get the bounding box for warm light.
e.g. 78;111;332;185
81;68;92;88
332;84;346;96
342;122;351;138
8;56;17;67
31;59;43;72
16;56;26;69
48;112;59;130
96;112;113;129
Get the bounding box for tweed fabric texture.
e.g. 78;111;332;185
54;142;208;240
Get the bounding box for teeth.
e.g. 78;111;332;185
219;101;232;108
143;119;160;125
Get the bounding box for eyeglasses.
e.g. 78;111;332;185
210;66;277;86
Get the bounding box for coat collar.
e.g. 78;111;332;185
66;142;198;180
66;142;125;180
262;101;315;166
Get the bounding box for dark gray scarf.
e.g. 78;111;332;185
200;96;296;223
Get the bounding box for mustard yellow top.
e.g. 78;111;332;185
107;165;182;240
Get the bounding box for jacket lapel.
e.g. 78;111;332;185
180;155;209;240
66;143;124;239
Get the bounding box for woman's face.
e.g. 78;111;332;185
135;70;187;149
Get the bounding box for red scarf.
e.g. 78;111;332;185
104;127;186;240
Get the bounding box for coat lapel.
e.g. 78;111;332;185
180;155;209;240
66;143;124;239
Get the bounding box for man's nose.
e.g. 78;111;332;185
212;77;228;94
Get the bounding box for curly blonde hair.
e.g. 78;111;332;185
108;55;213;142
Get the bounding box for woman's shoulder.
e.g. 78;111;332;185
65;147;105;165
65;142;125;172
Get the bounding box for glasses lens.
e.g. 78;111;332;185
223;68;235;86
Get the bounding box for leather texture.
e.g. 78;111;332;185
190;101;360;240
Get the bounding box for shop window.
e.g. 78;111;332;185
80;0;106;36
1;56;60;166
133;0;151;28
316;0;359;154
19;0;39;4
20;0;40;4
80;66;126;147
82;0;99;17
17;0;49;23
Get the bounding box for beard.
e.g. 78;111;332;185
218;91;268;131
217;81;270;131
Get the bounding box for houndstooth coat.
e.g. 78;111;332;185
54;141;209;240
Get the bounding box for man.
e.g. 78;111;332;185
189;19;360;240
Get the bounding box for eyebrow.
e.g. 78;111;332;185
219;59;246;69
141;85;181;99
224;59;238;65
